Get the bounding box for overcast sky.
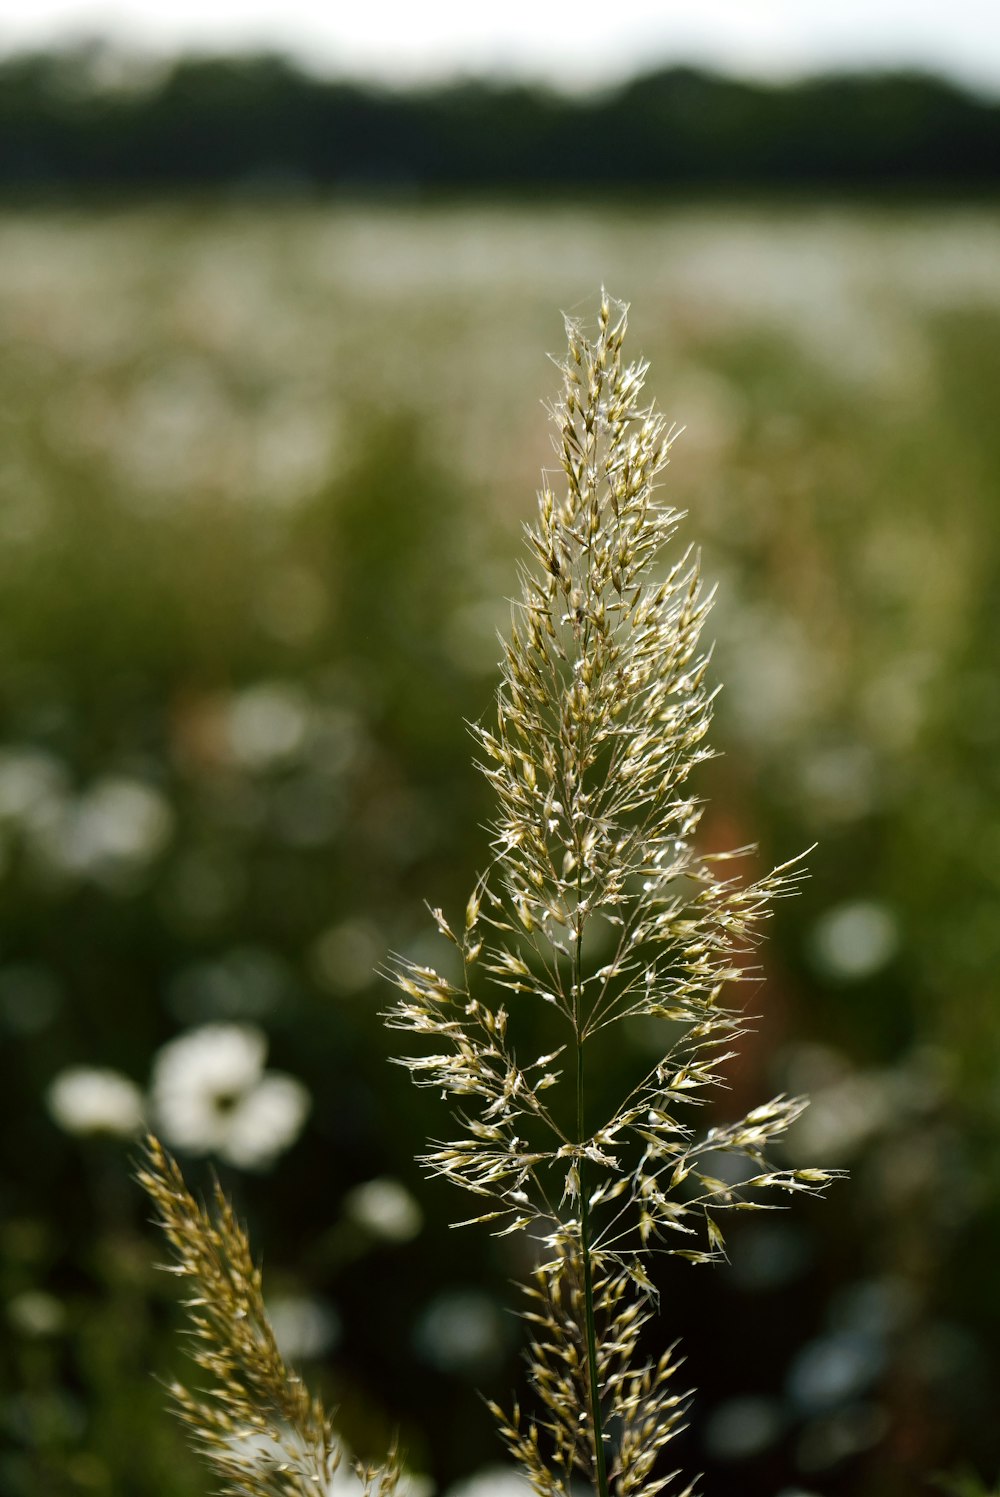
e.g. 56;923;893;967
2;0;1000;95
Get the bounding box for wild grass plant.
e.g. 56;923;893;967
140;295;838;1495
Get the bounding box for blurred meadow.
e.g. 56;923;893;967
2;197;1000;1496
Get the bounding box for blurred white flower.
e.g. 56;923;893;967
395;1472;434;1497
0;758;173;888
36;776;174;884
7;1289;65;1337
221;1427;338;1488
46;1066;144;1138
413;1289;506;1374
0;749;68;826
442;1466;534;1497
704;1395;783;1461
798;744;878;824
266;1293;341;1362
225;682;311;771
219;1429;429;1497
74;778;174;866
785;1071;895;1164
151;1023;310;1170
223;1073;311;1170
809;900;898;982
321;1451;431;1497
787;1046;948;1169
787;1330;885;1413
342;1178;423;1243
324;1464;367;1497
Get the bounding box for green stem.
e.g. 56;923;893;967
576;1003;610;1497
573;588;608;1497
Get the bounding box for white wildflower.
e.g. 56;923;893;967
7;1289;66;1337
810;899;898;981
443;1467;534;1497
413;1290;506;1373
0;748;67;826
73;777;174;867
46;1065;145;1137
37;776;174;883
703;1395;784;1460
266;1293;341;1362
225;681;311;770
342;1178;423;1242
151;1023;310;1170
325;1461;368;1497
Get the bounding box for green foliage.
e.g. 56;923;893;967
936;1473;1000;1497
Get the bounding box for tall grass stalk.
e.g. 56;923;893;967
387;293;837;1493
140;293;838;1496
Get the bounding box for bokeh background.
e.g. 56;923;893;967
2;7;1000;1496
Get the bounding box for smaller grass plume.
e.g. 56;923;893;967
137;1136;400;1497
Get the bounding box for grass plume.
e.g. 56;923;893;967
386;293;839;1494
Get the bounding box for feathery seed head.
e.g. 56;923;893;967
388;295;834;1247
387;295;839;1495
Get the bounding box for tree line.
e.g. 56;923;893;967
1;47;998;193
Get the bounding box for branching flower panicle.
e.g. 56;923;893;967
387;295;839;1495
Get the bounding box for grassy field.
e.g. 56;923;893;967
2;201;1000;1497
